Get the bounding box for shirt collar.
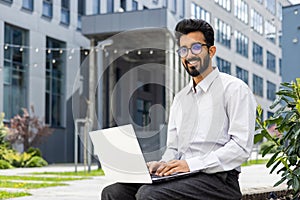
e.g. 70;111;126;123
187;67;220;94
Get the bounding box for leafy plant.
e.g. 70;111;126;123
0;113;9;146
255;78;300;198
6;106;53;152
25;156;48;168
0;160;13;169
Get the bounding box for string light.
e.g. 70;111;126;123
1;44;166;55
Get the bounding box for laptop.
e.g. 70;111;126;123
89;124;200;184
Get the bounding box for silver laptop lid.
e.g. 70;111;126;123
89;124;152;183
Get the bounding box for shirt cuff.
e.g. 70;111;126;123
185;153;221;172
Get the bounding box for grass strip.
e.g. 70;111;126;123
0;180;66;189
242;159;268;166
33;169;104;176
0;190;31;199
0;175;85;182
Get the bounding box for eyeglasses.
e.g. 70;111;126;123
176;42;209;58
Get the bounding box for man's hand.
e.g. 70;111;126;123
147;161;166;174
149;160;190;176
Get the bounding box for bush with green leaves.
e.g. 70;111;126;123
0;112;48;169
256;78;300;198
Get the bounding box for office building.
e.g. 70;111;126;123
0;0;291;163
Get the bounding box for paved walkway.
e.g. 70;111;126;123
0;162;287;200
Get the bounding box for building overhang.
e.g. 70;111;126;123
81;8;179;52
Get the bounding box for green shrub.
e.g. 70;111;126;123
25;156;48;167
26;147;42;157
259;140;277;154
0;159;13;169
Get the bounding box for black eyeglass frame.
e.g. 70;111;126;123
176;42;210;58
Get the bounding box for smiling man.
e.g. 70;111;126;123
101;19;257;200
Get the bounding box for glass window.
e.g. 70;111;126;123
253;74;263;97
267;51;276;72
121;0;126;11
252;42;263;66
215;18;231;49
107;0;114;13
92;0;100;14
43;0;53;18
250;9;263;35
277;2;282;21
236;66;248;84
267;81;276;101
265;20;276;44
191;3;211;23
77;0;85;30
234;0;248;24
279;58;282;75
216;57;231;74
136;99;151;127
45;37;66;127
132;0;138;10
0;0;13;4
170;0;177;13
3;24;28;120
265;0;275;15
61;0;70;25
235;31;248;57
22;0;34;11
179;0;185;18
215;0;231;12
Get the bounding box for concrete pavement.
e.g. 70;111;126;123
0;163;287;200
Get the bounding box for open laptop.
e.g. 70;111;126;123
89;124;200;184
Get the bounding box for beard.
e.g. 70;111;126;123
183;54;210;77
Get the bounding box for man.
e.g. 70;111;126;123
102;19;256;200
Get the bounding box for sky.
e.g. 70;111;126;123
289;0;300;4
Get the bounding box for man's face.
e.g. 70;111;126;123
179;31;210;77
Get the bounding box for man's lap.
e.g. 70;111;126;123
101;170;242;200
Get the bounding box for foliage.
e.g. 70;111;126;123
6;106;53;152
0;113;9;147
0;142;47;168
255;78;300;198
25;156;48;168
259;140;277;154
26;147;42;157
0;160;13;169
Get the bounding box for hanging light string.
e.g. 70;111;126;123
1;43;173;55
0;43;174;69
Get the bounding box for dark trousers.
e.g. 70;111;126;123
101;170;242;200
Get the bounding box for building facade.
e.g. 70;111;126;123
282;3;300;83
0;0;291;163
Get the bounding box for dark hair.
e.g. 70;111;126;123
175;19;214;47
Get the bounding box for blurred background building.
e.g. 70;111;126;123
0;0;295;163
282;3;300;83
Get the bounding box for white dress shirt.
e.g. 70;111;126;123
161;67;257;173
